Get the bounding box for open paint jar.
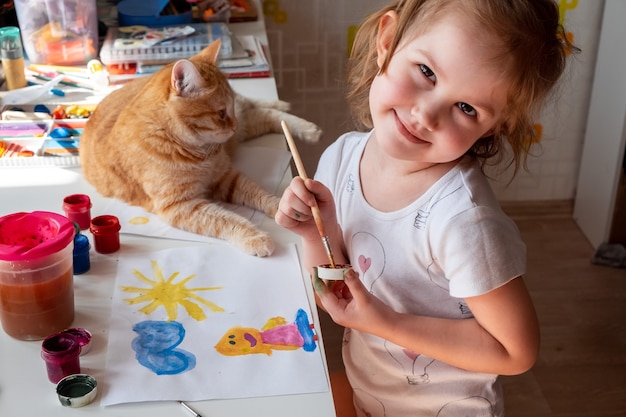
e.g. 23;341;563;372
41;331;81;383
0;211;75;340
313;264;352;281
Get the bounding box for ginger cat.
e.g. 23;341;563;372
80;40;321;256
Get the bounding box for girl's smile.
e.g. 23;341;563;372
394;110;430;145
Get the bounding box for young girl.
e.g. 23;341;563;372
276;0;576;416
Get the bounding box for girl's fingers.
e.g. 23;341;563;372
342;269;365;298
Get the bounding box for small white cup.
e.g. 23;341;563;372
313;264;352;281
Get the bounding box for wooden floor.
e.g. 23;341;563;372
318;200;626;417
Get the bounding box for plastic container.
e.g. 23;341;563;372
117;0;192;27
13;0;99;65
72;231;90;275
0;211;75;340
313;264;352;281
0;26;27;90
89;215;121;254
62;194;92;230
41;331;81;383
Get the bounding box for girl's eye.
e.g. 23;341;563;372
419;64;436;82
457;102;477;117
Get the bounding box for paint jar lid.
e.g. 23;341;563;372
0;211;74;261
56;374;98;407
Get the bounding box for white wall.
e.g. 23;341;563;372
262;0;605;202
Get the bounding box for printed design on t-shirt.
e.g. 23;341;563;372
385;340;435;385
435;395;496;416
426;259;451;291
458;301;472;316
350;231;386;292
353;387;387;416
346;173;356;193
414;208;430;229
342;327;351;347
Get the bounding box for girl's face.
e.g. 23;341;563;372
369;11;510;169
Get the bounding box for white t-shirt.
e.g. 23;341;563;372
315;131;526;417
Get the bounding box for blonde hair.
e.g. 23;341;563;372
346;0;578;174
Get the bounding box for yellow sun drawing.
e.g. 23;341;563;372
121;260;224;321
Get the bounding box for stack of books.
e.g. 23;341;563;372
99;22;271;80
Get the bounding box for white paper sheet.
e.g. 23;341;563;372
96;145;292;242
101;243;328;406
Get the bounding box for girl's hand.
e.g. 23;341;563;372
276;177;337;241
314;269;395;335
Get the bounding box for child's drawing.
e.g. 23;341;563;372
102;244;329;406
132;320;196;375
215;308;317;356
121;259;224;321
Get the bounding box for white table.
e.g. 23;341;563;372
0;8;337;417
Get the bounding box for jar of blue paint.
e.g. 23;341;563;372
72;229;90;275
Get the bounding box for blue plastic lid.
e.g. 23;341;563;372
118;0;169;17
117;0;192;26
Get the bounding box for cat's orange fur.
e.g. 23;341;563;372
80;40;321;256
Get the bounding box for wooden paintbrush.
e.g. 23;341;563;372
281;120;337;268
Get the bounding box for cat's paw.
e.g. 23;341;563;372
264;195;281;218
281;114;322;143
269;100;291;111
241;234;275;257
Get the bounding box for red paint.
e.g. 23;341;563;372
62;194;92;230
89;215;121;254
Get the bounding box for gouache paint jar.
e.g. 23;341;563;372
313;264;352;281
0;211;75;340
89;215;121;254
41;331;81;383
62;194;92;230
13;0;99;65
72;231;90;275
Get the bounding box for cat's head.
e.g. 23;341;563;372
166;40;237;146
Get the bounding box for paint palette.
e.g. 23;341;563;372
0;103;95;167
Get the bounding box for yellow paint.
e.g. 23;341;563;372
129;216;150;225
558;0;578;26
215;327;273;356
558;0;577;54
262;0;287;24
263;316;287;330
215;316;300;356
121;260;224;322
347;25;359;57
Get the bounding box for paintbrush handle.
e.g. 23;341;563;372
281;121;336;268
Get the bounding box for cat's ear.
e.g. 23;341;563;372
198;38;222;64
171;60;203;96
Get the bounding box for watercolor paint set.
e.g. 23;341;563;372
0;103;95;167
